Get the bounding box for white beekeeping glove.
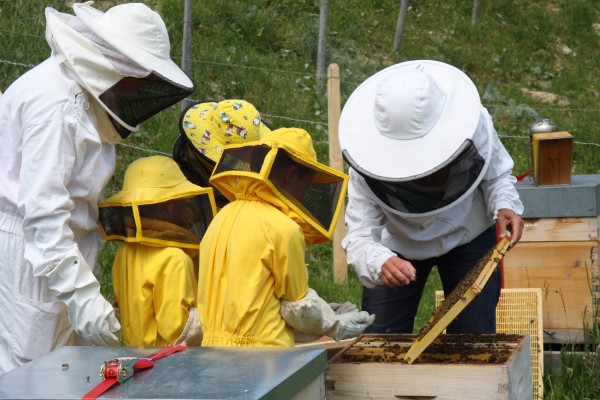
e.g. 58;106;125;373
281;288;375;341
46;249;120;346
335;310;376;340
329;301;358;315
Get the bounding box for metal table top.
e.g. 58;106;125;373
0;345;327;399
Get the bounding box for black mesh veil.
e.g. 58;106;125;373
172;134;230;208
99;72;194;138
214;145;345;235
99;194;215;248
346;139;486;215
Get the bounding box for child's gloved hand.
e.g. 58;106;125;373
281;289;374;342
334;311;375;340
329;301;358;315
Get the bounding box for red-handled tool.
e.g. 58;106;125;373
82;343;187;400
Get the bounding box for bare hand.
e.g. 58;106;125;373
380;255;417;287
497;208;524;247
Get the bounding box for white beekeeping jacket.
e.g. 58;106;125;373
342;108;523;288
0;57;116;278
0;56;116;373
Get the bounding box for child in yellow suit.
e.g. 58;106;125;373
98;155;216;346
197;128;375;347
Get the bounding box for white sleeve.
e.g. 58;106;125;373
175;308;203;346
280;288;339;338
477;111;524;219
342;169;395;288
19;115;80;278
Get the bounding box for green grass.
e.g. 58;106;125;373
2;1;599;398
543;319;600;399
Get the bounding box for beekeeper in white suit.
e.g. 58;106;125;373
339;60;524;335
0;2;194;374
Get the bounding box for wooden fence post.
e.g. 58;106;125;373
327;63;347;284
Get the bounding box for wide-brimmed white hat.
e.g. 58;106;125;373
72;1;192;88
339;60;481;180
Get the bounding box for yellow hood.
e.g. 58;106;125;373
210;128;348;244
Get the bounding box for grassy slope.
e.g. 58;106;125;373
1;1;599;397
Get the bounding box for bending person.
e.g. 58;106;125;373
339;60;524;334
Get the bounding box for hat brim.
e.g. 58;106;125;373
101;180;210;206
73;3;193;89
339;60;481;180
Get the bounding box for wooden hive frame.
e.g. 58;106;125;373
404;236;512;364
437;288;544;400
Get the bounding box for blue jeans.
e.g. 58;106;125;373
362;225;501;334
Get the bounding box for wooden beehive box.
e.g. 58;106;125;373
505;176;600;344
531;131;573;186
326;334;533;400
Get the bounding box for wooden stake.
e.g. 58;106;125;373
327;63;347;284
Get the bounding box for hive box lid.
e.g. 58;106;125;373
516;174;600;218
0;346;327;399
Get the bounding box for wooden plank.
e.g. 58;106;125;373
519;217;598;242
295;336;354;350
327;363;507;400
503;241;598;330
295;336;355;360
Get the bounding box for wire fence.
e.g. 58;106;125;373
1;24;599;158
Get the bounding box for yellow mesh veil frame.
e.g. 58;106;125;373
99;155;217;248
98;190;216;250
210;143;348;243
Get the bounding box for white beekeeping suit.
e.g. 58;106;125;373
0;2;194;375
